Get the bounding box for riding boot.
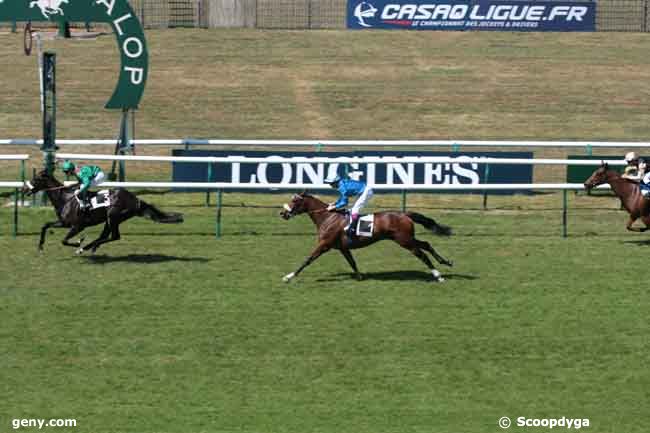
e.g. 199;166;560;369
347;213;359;239
79;192;90;213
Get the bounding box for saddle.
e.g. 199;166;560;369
75;190;111;210
343;212;374;237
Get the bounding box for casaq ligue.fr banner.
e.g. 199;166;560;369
172;150;533;195
347;0;596;31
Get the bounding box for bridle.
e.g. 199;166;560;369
283;199;330;217
24;178;75;195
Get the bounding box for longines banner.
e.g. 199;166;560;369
347;0;596;31
172;150;533;194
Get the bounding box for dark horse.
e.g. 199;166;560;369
280;192;453;282
584;163;650;232
24;170;184;254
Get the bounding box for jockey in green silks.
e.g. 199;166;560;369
62;160;106;209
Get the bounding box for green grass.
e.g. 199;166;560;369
1;192;650;433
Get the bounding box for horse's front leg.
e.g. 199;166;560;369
340;248;363;281
283;241;331;283
39;220;64;252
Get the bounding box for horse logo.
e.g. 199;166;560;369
353;2;378;28
29;0;70;19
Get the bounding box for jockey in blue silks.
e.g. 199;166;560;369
324;173;374;237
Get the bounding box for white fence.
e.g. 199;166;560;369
1;153;619;238
0;155;29;238
1;138;650;149
56;153;628;166
59;181;608;191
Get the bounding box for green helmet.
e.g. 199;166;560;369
62;161;76;173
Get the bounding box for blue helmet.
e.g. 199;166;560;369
324;174;341;184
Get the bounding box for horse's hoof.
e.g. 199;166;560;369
355;273;364;281
432;269;445;282
444;260;454;267
283;272;295;283
75;248;84;255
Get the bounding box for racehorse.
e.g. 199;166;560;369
280;192;453;282
23;170;184;254
584;163;650;232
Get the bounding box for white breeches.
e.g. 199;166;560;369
351;188;373;215
91;171;106;187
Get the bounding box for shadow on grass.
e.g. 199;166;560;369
316;271;478;282
622;239;650;246
82;254;211;264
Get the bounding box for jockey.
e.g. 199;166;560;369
324;173;374;237
622;151;646;182
62;161;106;209
641;170;650;200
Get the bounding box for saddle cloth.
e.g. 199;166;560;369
90;190;111;209
355;214;374;237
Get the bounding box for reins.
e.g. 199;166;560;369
43;184;75;192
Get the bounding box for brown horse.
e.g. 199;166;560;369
279;193;453;282
584;163;650;231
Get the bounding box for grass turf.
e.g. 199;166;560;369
1;192;650;433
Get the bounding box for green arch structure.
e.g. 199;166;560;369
0;0;148;109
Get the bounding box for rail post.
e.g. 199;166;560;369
13;188;19;238
20;159;25;206
206;163;212;207
562;189;568;238
215;189;223;238
482;163;491;210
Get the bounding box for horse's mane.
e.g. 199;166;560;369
37;170;68;188
300;192;327;207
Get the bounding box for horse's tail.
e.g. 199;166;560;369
407;212;452;236
138;200;184;224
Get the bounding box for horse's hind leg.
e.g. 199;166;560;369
626;216;648;232
61;226;85;248
395;236;444;282
340;249;363;281
416;239;453;267
77;223;111;255
90;219;122;253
